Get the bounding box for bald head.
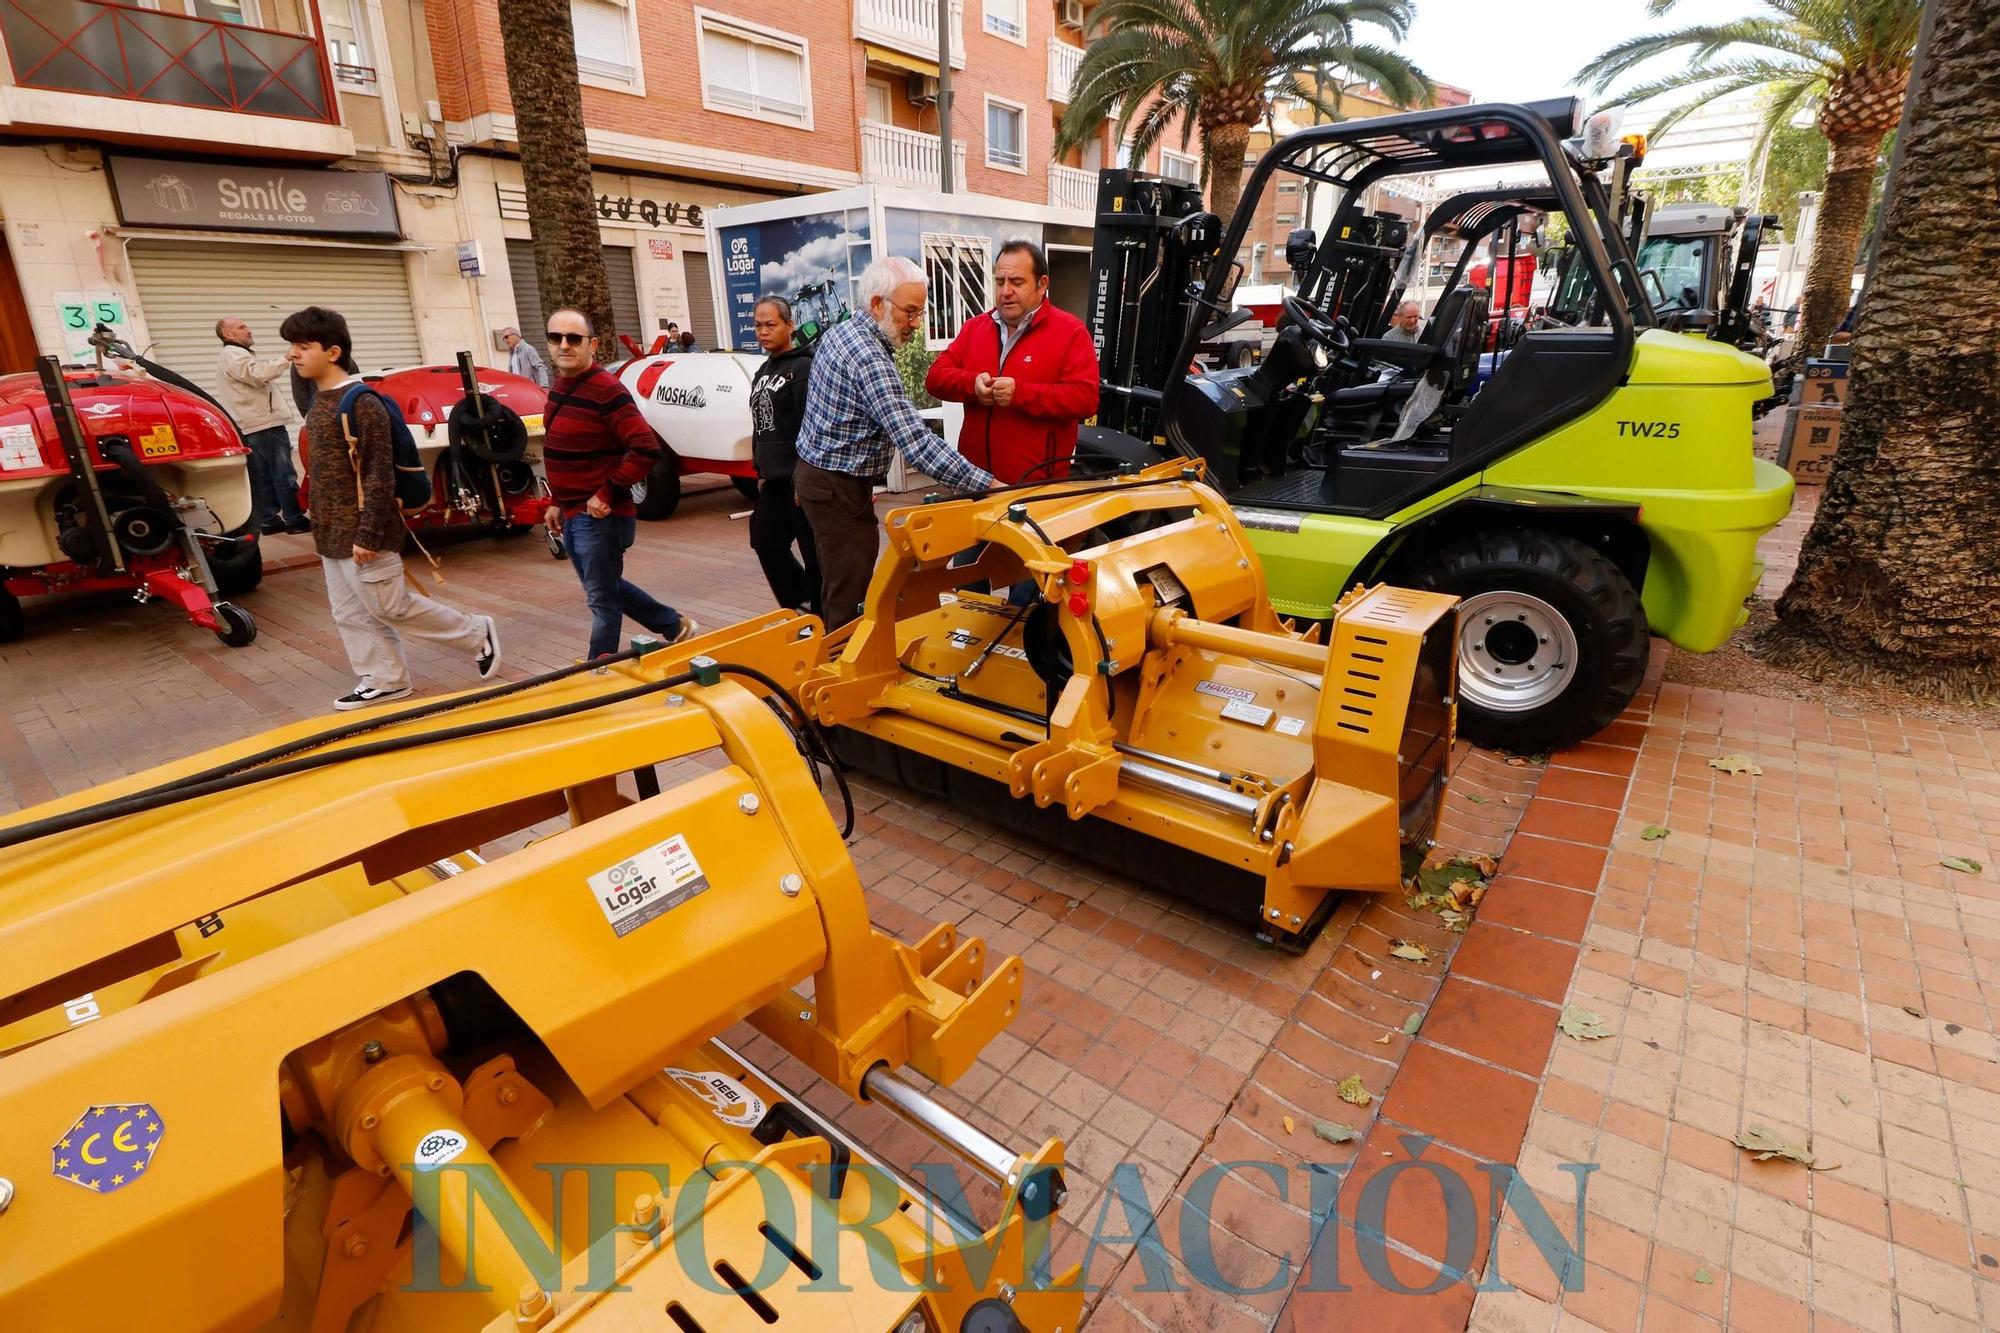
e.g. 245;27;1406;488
216;317;252;347
1390;301;1421;335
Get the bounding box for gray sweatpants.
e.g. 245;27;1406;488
321;552;485;692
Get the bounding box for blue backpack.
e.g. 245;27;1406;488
337;382;433;513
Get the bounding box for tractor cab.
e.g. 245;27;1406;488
1639;202;1782;351
1084;99;1794;752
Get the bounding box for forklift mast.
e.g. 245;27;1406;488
1298;211;1411;336
1085;169;1217;439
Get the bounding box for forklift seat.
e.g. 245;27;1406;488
1326;285;1490;419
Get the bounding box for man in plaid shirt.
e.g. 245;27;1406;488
796;255;996;627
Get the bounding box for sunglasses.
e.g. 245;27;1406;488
546;331;591;346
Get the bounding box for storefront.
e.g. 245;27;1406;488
0;146;424;403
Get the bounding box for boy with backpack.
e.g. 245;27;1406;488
283;306;499;710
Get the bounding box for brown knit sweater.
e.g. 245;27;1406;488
304;382;401;559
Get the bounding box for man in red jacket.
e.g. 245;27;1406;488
926;240;1100;484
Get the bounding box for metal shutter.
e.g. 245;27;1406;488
506;239;642;345
683;250;718;349
127;240;420;415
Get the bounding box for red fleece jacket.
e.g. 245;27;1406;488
925;302;1100;484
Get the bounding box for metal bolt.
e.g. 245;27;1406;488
427;1074;445;1092
516;1283;550;1319
1053;1187;1069;1209
0;1178;13;1215
798;1009;813;1022
498;1085;520;1106
1238;559;1250;569
1291;915;1302;927
780;873;803;897
1022;1180;1040;1202
362;1040;385;1064
1000;1282;1017;1304
360;1113;379;1131
665;693;685;707
1268;908;1281;920
344;1234;369;1259
738;792;761;815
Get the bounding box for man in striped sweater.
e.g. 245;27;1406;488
540;307;694;658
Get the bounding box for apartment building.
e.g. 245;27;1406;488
0;0;1174;385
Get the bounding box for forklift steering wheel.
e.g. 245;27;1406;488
1282;292;1353;353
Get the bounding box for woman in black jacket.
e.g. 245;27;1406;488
747;296;819;614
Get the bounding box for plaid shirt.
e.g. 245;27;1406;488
796;317;994;492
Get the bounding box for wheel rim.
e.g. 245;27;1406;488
1456;590;1578;714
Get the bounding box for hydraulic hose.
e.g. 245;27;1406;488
0;661;854;850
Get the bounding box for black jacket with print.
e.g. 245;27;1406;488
749;343;815;482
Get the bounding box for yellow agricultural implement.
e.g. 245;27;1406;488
805;460;1457;946
0;623;1077;1332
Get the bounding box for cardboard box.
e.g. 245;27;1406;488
1803;359;1850;407
1782;406;1843;483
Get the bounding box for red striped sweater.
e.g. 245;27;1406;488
542;366;662;517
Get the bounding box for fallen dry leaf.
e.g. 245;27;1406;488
1709;753;1763;776
1641;824;1670;841
1403;1012;1423;1036
1940;855;1983;875
1374;1033;1393;1045
1388;940;1433;964
1282;1114;1295;1135
1901;1005;1924;1019
1835;1091;1852;1108
1559;1005;1613;1041
1338;1074;1373;1107
1312;1119;1356;1145
1734;1124;1816;1167
1693;1269;1715;1286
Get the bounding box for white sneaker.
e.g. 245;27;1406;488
334;683;413;711
476;616;502;678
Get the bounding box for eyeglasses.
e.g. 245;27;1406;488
889;300;924;319
546;331;590;346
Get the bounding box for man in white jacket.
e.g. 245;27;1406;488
216;317;310;534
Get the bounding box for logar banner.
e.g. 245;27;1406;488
717;211;871;351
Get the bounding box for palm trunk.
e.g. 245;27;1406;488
495;0;617;356
1202;121;1253;236
1794;132;1883;361
1772;0;2000;689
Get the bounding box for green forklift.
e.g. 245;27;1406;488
1082;98;1795;752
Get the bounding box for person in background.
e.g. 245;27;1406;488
677;330;702;353
501;326;550;387
925;238;1099;484
794;256;996;628
215;316;310;535
746;295;819;614
283;306;497;710
1382;300;1424;343
540;306;697;658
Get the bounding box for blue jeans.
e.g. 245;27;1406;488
563;511;682;657
244;425;303;526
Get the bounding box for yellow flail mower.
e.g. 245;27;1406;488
0;620;1077;1333
806;459;1458;947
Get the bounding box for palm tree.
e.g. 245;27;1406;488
495;0;617;355
1055;0;1431;230
1772;0;2000;688
1578;0;1921;365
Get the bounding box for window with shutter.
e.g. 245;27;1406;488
571;0;638;87
982;0;1024;42
696;13;812;129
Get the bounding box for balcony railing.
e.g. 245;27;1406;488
0;0;336;123
1047;37;1083;104
1048;163;1096;212
855;0;964;69
861;120;968;188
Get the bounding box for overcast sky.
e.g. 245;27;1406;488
1400;0;1765;104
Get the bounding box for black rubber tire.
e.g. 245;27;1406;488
0;588;21;643
206;529;264;598
632;448;682;521
1409;528;1648;754
212;601;257;647
732;475;760;500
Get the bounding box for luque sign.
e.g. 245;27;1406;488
107;155;401;238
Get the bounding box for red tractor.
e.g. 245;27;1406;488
0;343;262;646
297;353;556;551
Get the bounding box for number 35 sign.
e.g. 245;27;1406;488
54;290;131;362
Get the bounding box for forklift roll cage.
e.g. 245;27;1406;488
1161;97;1653;481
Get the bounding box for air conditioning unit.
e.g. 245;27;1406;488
1060;0;1084;28
909;75;939;105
